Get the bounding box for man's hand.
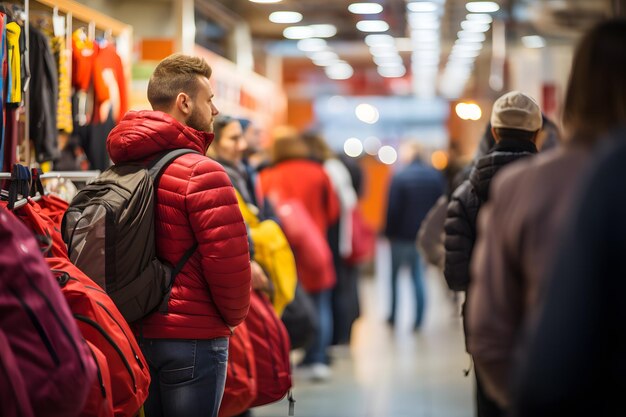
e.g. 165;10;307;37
250;260;270;293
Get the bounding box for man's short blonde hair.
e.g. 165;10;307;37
147;54;212;110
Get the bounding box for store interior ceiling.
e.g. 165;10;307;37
201;0;614;98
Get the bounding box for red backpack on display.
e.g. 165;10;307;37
82;340;115;417
15;199;69;258
274;199;336;293
219;322;257;417
0;330;34;417
0;208;96;417
246;290;293;407
48;256;151;417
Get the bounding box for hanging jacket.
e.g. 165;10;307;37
106;110;251;339
29;25;59;162
444;138;538;292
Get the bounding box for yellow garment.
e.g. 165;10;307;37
6;22;21;104
51;36;73;133
236;190;297;316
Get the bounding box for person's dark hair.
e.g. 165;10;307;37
563;19;626;143
147;54;212;110
493;128;537;142
212;115;237;142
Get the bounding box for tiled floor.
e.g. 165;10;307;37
254;241;473;417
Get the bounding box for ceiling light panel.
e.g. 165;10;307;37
297;38;327;52
309;24;338;38
269;11;303;24
283;26;314;39
348;3;383;14
407;2;439;13
465;2;500;13
356;20;390;32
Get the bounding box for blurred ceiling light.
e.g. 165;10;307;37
407;11;439;22
465;13;493;23
313;59;340;67
465;2;500;13
460;21;491;32
344;138;364;157
370;47;399;57
431;150;448;170
348;2;383;14
365;34;395;46
355;103;380;124
453;42;483;51
521;35;546;48
356;20;390;32
309;24;338;38
249;0;282;3
325;62;354;79
407;1;438;13
457;31;486;42
455;102;482;120
269;11;303;23
411;29;439;42
283;26;314;39
364;136;382;155
374;56;404;66
409;19;440;30
378;146;398;164
309;50;339;61
297;38;327;52
378;65;407;78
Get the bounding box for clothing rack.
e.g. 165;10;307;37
2;0;132;170
0;170;100;181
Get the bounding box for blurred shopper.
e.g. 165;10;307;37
468;20;626;412
260;129;340;380
444;91;542;417
385;142;445;330
303;131;360;346
209;116;272;296
107;54;251;417
511;131;626;417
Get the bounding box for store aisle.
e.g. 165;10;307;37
254;240;473;417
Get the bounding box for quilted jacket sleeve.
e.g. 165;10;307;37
444;181;477;291
185;159;251;327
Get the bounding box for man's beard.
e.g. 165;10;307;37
186;107;213;133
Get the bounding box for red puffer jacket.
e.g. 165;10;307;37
107;110;251;339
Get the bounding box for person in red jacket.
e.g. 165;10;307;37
106;54;252;417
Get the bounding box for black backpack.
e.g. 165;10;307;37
62;149;199;323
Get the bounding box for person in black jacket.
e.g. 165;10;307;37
444;91;542;417
384;142;445;330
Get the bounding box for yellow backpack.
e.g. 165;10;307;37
235;191;297;316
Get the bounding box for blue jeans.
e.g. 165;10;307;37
302;289;333;364
141;338;229;417
389;240;426;328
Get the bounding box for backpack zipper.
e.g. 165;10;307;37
29;276;86;372
10;287;60;367
74;314;137;393
86;342;107;398
96;301;145;370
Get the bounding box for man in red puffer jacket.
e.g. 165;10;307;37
106;54;251;417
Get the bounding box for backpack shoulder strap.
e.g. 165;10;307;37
147;148;200;189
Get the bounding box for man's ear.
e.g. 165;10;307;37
175;92;192;116
491;126;499;142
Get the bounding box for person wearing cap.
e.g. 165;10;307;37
444;91;542;417
466;19;626;415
